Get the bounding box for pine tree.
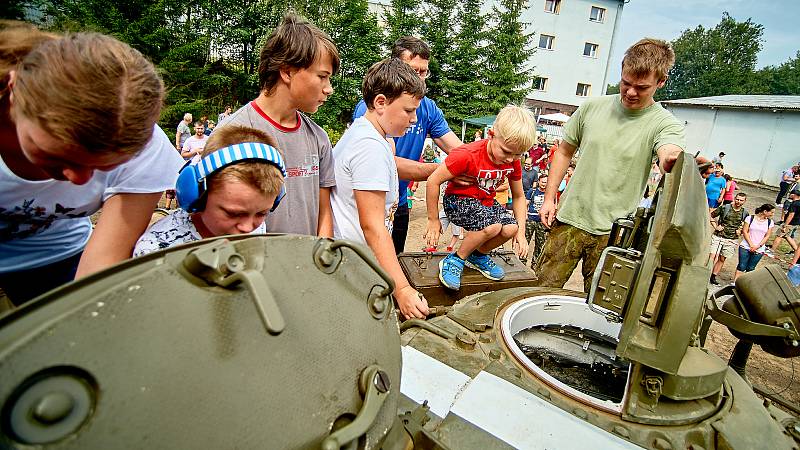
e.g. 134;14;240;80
384;0;423;49
481;0;533;113
419;0;456;101
439;0;487;129
313;0;384;131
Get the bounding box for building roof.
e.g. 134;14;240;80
662;95;800;111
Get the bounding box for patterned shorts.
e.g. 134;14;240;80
443;194;516;232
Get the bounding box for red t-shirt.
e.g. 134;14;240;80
444;139;522;206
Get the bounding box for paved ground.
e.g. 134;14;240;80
404;179;799;408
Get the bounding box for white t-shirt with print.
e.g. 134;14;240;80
0;125;184;273
133;208;266;257
330;116;398;245
182;134;208;159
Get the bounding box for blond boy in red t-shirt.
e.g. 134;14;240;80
424;105;536;289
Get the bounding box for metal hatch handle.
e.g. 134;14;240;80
183;240;285;335
321;365;390;450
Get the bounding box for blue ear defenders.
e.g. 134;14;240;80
175;142;287;213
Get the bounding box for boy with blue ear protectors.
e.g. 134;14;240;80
133;126;286;256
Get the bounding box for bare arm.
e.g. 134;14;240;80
540;140;577;227
354;190;428;319
424;164;456;247
317;186;333;238
175;130;181;149
395;157;439;182
432;131;463;154
75;192;163;278
509;179;529;259
656;144;684;174
742;220;755;250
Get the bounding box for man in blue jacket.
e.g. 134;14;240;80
353;37;463;254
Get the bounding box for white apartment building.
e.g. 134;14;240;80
522;0;626;115
367;0;625;115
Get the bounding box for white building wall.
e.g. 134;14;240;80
521;0;624;107
663;105;800;186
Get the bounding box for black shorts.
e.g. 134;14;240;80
443;194;516;232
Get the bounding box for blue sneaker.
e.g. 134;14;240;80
465;252;505;280
439;254;465;290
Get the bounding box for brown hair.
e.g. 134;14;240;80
202;126;284;199
258;13;340;94
391;36;431;60
3;22;164;156
362;58;425;110
621;38;675;80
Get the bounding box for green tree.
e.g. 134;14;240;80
313;0;383;130
481;0;533;113
606;83;619;94
756;51;800;95
384;0;422;48
419;0;456;102
661;12;763;100
436;0;487;129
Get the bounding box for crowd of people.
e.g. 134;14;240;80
3;14;797;320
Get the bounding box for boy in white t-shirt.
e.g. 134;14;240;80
134;126;285;256
330;58;429;320
181;121;209;160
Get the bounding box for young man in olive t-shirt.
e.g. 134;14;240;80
534;38;686;292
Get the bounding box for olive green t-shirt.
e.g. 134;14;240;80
557;94;685;234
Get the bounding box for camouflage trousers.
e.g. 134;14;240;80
533;221;609;293
523;220;549;266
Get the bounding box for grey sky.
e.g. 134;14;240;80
606;0;800;85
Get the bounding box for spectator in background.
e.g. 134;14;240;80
524;174;549;266
199;115;209;130
705;165;726;210
772;189;800;255
522;157;538;197
722;174;737;205
204;120;215;136
218;105;232;124
712;151;725;165
473;129;482;142
777;165;799;206
709;192;748;285
556;164;574;202
181;121;209;160
781;172;800;222
176;112;192;151
529;141;545;175
736;203;776;281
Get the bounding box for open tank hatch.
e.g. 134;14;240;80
500;295;628;414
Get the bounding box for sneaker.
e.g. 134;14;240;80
439;254;465;290
465;252;505;280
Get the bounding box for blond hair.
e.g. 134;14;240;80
2;22;164;156
492;105;537;153
622;38;675;80
203;126;284;200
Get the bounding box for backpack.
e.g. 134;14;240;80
718;204;747;225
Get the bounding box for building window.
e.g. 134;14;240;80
576;83;591;96
590;6;606;22
533;77;548;91
545;0;561;14
583;42;598;58
538;34;555;50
